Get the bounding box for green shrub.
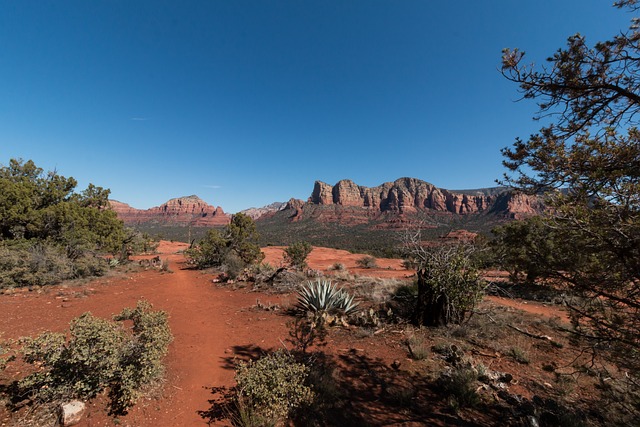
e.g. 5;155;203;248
186;213;264;270
222;252;247;280
15;300;172;415
327;262;346;271
283;241;313;270
412;243;485;326
110;300;173;413
356;255;378;269
19;313;127;403
234;350;314;423
508;347;530;364
0;238;108;289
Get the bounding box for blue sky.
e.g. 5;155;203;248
0;1;633;212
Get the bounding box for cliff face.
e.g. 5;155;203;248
109;195;230;226
308;178;541;218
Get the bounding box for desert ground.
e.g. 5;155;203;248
0;241;593;426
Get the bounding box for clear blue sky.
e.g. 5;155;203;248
0;1;633;212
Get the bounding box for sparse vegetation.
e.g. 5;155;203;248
10;300;172;415
436;364;481;410
234;350;314;424
296;279;359;321
186;213;264;276
356;255;378;269
405;331;429;360
283;241;313;271
0;159;128;288
403;230;486;326
327;262;346;271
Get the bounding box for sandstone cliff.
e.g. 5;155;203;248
109;195;230;226
308;178;541;218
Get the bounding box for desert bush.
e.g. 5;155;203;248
0;159;127;288
327;262;346;271
283;241;313;271
250;262;276;281
508;346;530;365
160;258;172;272
221;252;247;280
234;350;314;423
436;364;481;409
287;317;327;354
15;300;172;415
407;241;485;326
356;255;378;269
18;313;127;403
0;241;108;289
110;300;173;413
186;213;264;270
0;334;13;372
296;279;359;319
405;332;429;360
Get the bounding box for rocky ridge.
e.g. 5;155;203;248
305;177;540;218
109;195;230;226
239;202;287;220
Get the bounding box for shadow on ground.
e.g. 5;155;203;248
198;345;497;426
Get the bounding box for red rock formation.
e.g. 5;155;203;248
284;198;305;222
307;178;541;218
109;196;230;226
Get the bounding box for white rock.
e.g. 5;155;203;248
60;400;86;426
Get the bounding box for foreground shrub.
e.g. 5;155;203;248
405;240;485;326
437;364;481;409
234;350;314;423
15;300;172;415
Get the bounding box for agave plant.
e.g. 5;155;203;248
296;279;359;316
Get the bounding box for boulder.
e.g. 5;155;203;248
59;400;86;426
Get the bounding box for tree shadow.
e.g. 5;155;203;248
198;343;273;425
218;343;271;371
197;385;235;426
199;342;503;426
316;350;488;427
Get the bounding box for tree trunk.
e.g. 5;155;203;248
414;268;448;327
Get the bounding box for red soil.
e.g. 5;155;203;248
0;242;569;426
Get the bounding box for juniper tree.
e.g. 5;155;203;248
499;1;640;375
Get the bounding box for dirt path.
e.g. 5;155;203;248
0;242;291;426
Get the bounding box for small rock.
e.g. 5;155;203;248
526;415;540;427
60;400;85;426
499;373;514;384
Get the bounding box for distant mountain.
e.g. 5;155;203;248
302;177;540;219
254;178;543;252
109;195;230;226
109;179;543;251
239;202;287;220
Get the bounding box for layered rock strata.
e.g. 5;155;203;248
309;178;540;218
109;195;230;226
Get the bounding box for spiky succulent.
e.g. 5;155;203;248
296;279;359;316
